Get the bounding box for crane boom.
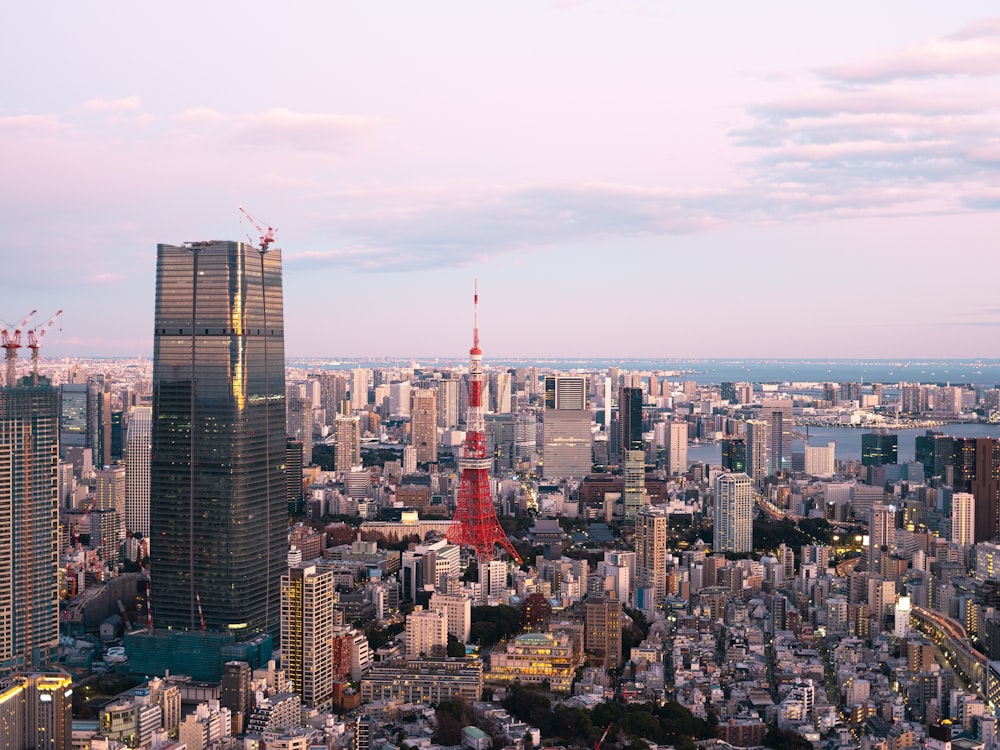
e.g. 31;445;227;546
27;310;62;385
238;206;278;252
1;309;36;387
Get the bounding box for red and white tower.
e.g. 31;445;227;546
447;284;522;565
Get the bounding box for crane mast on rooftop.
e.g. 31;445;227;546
27;310;62;386
1;309;36;388
238;206;278;252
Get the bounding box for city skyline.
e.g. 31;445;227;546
3;3;1000;359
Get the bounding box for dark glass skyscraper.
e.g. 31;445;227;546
619;386;643;462
150;241;286;636
861;432;898;467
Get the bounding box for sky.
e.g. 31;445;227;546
2;2;1000;360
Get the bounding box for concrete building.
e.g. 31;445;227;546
124;405;152;540
664;421;689;476
635;505;668;600
410;388;438;463
281;565;335;708
714;472;753;555
334;416;361;473
406;606;448;658
745;419;769;484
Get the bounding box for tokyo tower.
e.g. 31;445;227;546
447;284;522;564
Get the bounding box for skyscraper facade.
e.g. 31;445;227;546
281;564;335;708
125;405;152;539
0;385;61;675
760;400;793;475
150;241;286;636
744;420;769;484
619;386;643;463
951;437;1000;543
410;388;438;463
635;505;667;599
542;376;592;480
714;472;753;555
861;432;898;467
951;492;975;548
334;415;361;472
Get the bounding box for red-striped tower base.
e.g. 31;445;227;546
447;285;522;564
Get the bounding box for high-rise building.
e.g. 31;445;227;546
664;421;688;476
635;505;668;600
351;369;370;411
95;464;126;545
59;381;97;460
619;386;643;463
281;564;335;708
150;241;286;636
285;439;304;516
952;438;1000;543
405;605;448;658
744;420;769;483
542;376;591;480
869;503;896;571
760;400;792;475
124;405;152;539
804;442;836;477
623;450;646;518
584;594;621;668
0;672;73;749
334;416;361;473
0;385;61;675
862;432;898;467
721;438;746;473
714;473;753;555
410;388;438;463
952;492;975;548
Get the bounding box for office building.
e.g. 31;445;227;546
804;442;836;477
429;592;472;643
952;492;975;548
281;565;335;708
745;420;769;483
410;388;438;463
124;405;152;539
714;473;753;555
721;438;746;473
664;421;688;475
0;672;73;749
542;376;591;480
351;369;370;411
760;400;793;475
95;464;126;544
486;631;581;693
285;439;304;516
619;386;643;463
635;505;668;599
584;594;622;668
0;385;61;675
150;241;286;636
59;381;97;460
623;450;646;518
361;658;483;704
406;606;448;658
334;416;361;473
952;438;1000;543
862;432;898;467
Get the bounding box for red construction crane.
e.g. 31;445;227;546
595;722;615;750
195;591;207;632
1;309;36;388
238;206;278;252
26;309;62;386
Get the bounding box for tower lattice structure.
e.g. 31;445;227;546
447;286;522;564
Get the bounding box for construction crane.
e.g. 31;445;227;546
195;591;207;632
595;722;615;750
1;309;36;387
238;206;278;252
26;309;62;386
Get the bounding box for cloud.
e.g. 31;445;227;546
82;96;142;112
84;273;124;285
231;108;380;153
0;114;69;133
818;22;1000;83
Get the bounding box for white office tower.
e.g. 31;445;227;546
744;419;769;484
125;405;152;539
480;559;508;604
635;505;668;599
389;381;412;418
952;492;975;548
869;504;896;570
664;421;689;476
894;595;911;638
405;605;448;658
402;445;417;475
714;473;753;555
351;368;370;410
429;592;472;642
623;450;646;518
804;442;836;477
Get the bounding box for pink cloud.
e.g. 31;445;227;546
819;33;1000;82
82;96;142;112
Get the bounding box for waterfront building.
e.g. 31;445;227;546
150;241;286;635
862;432;898;467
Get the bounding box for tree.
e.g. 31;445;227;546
447;633;467;657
